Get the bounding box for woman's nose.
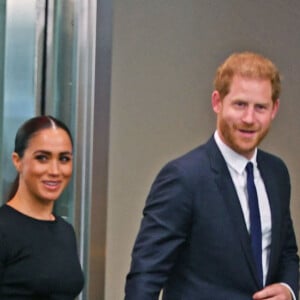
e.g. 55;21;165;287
49;160;59;175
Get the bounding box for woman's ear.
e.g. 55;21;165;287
12;152;22;172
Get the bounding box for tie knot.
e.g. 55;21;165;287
246;162;254;175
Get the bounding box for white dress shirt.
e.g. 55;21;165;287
214;131;295;299
214;131;271;286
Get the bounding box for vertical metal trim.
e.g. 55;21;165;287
88;0;113;298
72;0;97;298
43;0;54;113
72;0;112;298
72;0;113;298
36;0;48;114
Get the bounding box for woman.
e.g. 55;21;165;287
0;115;84;299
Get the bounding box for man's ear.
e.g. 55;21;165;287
211;90;222;114
12;152;22;172
271;99;280;120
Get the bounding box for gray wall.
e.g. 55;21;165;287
106;1;300;299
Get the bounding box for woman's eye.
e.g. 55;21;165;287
35;155;48;161
60;156;72;163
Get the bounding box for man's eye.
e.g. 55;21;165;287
234;102;246;107
256;104;267;111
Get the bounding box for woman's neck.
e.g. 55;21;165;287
7;193;55;221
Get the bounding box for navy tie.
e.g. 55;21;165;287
246;162;263;285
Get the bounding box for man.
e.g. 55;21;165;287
125;52;299;299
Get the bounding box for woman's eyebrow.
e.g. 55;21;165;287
33;150;73;155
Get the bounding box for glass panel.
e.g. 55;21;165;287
43;0;76;222
0;1;108;298
43;1;111;299
0;0;6;200
0;0;40;203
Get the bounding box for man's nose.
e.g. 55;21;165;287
242;107;255;123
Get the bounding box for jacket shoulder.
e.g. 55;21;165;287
257;149;289;174
156;137;221;185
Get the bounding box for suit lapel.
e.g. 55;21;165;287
206;137;262;288
257;152;281;284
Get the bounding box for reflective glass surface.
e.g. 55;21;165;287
0;0;37;203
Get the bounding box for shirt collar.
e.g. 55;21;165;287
214;130;257;174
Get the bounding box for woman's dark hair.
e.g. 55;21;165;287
7;115;73;201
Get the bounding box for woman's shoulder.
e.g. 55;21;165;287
55;216;77;234
0;204;15;223
0;205;14;243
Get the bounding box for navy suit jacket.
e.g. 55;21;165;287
125;136;299;299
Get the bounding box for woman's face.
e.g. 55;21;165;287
12;127;73;204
